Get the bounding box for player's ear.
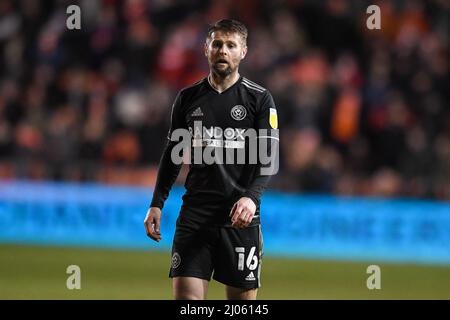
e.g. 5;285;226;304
241;46;248;59
204;41;209;57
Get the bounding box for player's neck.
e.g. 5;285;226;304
208;71;240;93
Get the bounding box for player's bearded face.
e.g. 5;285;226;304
205;31;247;78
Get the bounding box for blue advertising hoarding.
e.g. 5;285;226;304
0;180;449;265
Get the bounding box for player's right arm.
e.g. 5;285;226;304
144;92;185;242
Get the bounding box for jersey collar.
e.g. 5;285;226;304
206;74;242;94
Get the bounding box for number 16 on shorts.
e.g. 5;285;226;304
235;246;258;271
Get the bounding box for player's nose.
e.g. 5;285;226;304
218;44;228;55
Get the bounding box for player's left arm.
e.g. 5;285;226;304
230;90;279;229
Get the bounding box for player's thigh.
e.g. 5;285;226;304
213;225;263;290
169;220;216;281
173;276;209;300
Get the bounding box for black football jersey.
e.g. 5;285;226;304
150;76;279;227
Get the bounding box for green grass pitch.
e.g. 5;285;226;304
0;244;449;299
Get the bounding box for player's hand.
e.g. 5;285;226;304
229;197;256;229
144;207;162;242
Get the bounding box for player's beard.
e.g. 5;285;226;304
212;62;234;78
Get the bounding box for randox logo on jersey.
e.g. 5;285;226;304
189;124;247;149
190;125;246;140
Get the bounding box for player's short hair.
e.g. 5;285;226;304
207;19;248;46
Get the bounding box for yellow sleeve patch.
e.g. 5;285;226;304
269;108;278;129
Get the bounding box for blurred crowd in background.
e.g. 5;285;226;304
0;0;448;200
